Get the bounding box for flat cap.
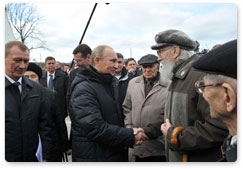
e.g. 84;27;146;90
192;39;237;79
151;29;198;51
138;54;159;66
27;62;42;79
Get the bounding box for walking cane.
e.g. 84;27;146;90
170;126;188;162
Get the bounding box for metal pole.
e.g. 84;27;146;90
70;3;98;69
79;3;97;44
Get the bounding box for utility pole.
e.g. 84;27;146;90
130;48;132;57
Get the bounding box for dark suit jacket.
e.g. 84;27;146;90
40;70;68;117
5;76;52;161
42;87;69;161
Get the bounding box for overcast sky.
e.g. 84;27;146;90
8;2;237;64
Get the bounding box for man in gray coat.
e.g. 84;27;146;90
123;54;168;162
151;29;228;162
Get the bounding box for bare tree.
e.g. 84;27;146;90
6;3;50;51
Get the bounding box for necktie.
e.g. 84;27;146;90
145;80;152;97
12;81;21;101
49;74;54;90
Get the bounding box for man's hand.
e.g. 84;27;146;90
133;128;148;145
161;119;172;137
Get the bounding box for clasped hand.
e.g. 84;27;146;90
133;128;148;145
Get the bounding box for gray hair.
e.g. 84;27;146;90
91;45;113;66
205;74;237;94
5;41;29;58
178;48;194;61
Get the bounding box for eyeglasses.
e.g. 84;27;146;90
157;46;171;55
195;80;222;94
73;59;83;63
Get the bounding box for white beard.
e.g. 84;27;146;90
159;58;175;86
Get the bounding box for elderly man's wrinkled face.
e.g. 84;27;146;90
157;46;177;84
141;64;159;80
24;71;39;82
200;76;227;120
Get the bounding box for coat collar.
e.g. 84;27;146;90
173;54;199;79
5;76;35;102
5;76;33;88
135;72;168;87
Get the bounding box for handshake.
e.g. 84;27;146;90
133;128;148;145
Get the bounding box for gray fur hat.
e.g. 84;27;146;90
151;29;198;51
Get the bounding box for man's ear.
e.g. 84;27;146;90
173;45;181;61
94;56;100;65
222;83;237;112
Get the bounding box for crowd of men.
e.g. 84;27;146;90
5;29;237;162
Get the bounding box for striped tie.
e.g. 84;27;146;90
49;74;54;90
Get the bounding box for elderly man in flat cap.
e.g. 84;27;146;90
193;39;237;162
149;29;228;162
123;54;169;162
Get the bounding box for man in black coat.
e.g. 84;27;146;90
66;43;92;111
193;39;237;162
114;52;135;107
5;41;52;162
69;45;148;161
40;56;68;118
66;43;92;152
25;62;69;162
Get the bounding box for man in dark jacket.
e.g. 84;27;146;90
151;29;228;162
5;41;52;162
66;43;92;108
69;45;147;162
66;43;92;153
25;62;69;162
193;39;237;162
40;56;68;118
114;52;136;161
114;52;135;107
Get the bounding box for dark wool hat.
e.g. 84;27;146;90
151;29;198;51
138;54;159;66
192;39;237;79
27;62;42;79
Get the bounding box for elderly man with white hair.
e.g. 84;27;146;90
150;29;228;162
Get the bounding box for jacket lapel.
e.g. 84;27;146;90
21;76;34;102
